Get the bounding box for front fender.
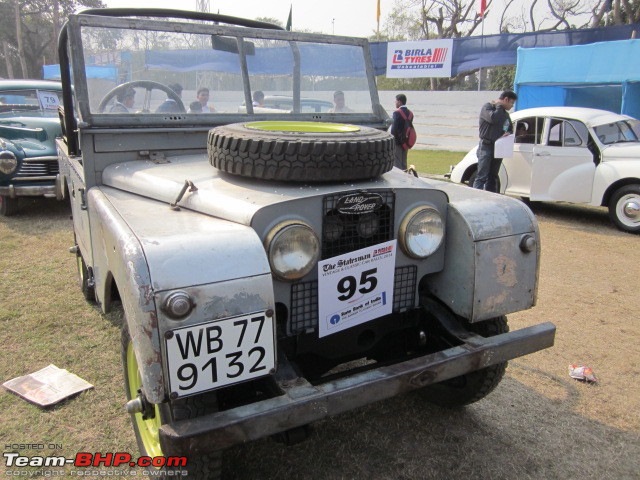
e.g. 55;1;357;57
88;186;273;403
425;182;539;321
592;162;640;206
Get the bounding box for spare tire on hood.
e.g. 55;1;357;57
207;121;395;182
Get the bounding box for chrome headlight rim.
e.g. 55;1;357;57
0;149;18;176
399;206;444;259
265;220;320;282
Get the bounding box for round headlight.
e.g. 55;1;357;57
0;150;18;175
399;207;444;258
266;222;320;281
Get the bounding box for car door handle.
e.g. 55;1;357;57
534;152;551;157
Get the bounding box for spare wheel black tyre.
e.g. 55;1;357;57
207;121;395;182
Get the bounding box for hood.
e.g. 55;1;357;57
102;154;432;226
0;115;61;158
601;142;640;161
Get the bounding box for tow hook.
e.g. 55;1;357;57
125;389;156;420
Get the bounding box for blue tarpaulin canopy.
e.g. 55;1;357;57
43;64;118;81
514;39;640;119
145;44;367;77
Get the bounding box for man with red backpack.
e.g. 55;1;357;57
391;93;416;169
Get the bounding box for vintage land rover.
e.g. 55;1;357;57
56;8;555;478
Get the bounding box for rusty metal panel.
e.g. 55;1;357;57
99;185;271;291
425;181;539;321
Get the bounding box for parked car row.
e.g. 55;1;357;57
448;106;640;233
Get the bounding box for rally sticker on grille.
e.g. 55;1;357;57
317;240;396;338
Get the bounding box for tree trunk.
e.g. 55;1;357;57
2;41;15;79
52;0;60;64
14;1;29;78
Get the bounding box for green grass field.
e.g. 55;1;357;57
408;149;466;175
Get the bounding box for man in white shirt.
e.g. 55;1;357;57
196;87;215;112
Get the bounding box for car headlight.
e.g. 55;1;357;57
0;149;18;175
399;206;444;258
265;221;320;281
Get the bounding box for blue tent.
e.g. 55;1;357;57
43;64;118;81
514;39;640;119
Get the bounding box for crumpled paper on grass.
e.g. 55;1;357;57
569;364;597;383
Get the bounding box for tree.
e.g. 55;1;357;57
0;0;105;79
376;0;620;91
590;0;640;26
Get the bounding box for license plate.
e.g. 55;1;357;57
165;311;275;398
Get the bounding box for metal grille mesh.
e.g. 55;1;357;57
289;266;417;335
321;191;394;260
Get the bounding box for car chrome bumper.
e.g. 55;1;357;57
159;321;556;456
0;183;57;197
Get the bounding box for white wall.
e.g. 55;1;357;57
379;90;501;152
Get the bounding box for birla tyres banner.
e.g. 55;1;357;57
386;40;453;78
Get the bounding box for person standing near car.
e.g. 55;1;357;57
473;90;517;192
391;93;411;170
196;87;215;112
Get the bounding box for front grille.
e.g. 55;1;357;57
289;265;417;335
321;190;395;259
15;158;59;178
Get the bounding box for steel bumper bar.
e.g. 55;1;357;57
0;184;56;197
160;321;555;456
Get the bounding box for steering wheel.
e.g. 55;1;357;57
98;80;186;113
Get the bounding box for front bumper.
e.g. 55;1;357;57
159;321;555;456
0;183;56;198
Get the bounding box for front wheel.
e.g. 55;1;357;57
122;322;222;478
418;301;508;407
0;195;18;216
608;184;640;233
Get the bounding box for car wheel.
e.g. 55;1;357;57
122;321;222;479
466;169;477;187
608;184;640;233
0;195;19;216
465;170;501;192
207;121;395;182
76;253;96;302
418;300;508;408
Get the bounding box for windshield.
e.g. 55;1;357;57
0;89;61;115
79;25;373;117
593;119;640;145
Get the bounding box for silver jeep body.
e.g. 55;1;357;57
57;9;554;474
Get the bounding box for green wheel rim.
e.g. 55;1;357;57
127;341;163;458
244;121;360;133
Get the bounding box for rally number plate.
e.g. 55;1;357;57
165;311;275;398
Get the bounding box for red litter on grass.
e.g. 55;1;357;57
569;364;597;383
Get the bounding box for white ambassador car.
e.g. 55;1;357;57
449;107;640;233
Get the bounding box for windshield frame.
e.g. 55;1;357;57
62;11;384;132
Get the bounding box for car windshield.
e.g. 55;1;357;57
593;119;640;145
79;22;374;118
0;89;61;115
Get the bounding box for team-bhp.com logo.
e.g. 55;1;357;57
391;48;449;70
4;451;188;472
